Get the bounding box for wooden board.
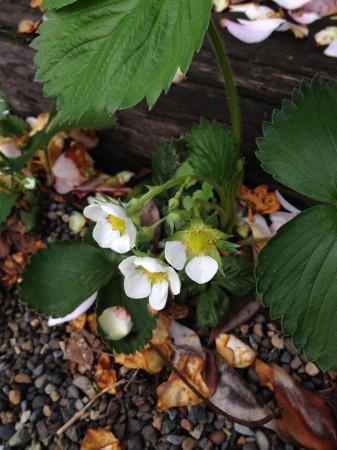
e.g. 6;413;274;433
1;1;337;206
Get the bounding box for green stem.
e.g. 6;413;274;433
237;236;269;246
127;175;227;216
208;18;241;146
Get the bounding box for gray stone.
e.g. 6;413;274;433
0;424;15;441
166;435;184;445
73;376;96;399
255;430;270;450
189;423;204;440
234;423;254;436
141;424;159;447
7;428;31;447
127;418;143;433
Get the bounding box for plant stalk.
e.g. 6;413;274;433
208;18;241;147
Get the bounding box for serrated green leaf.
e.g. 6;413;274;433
0;192;17;226
257;77;337;203
196;285;229;328
186;119;240;186
33;0;212;124
256;204;337;371
0;115;29;138
217;256;255;297
152;142;178;186
84;223;125;267
42;0;79;9
96;276;157;354
20;241;115;318
182;182;213;211
47;109;116;135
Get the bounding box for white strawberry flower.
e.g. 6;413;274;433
165;220;236;285
119;256;181;311
83;195;136;254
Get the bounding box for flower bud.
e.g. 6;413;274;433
22;176;36;190
98;306;133;340
68;211;86;234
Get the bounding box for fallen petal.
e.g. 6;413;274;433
221;18;285;43
216;333;257;368
324;38;337;56
272;0;311;9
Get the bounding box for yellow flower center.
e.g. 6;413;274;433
107;214;126;235
138;267;165;284
185;229;213;255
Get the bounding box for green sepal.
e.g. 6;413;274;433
96;276;157;354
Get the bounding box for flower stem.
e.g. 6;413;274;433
208;18;241;147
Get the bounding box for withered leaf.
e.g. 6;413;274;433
80;428;121;450
254;359;337;450
62;330;94;370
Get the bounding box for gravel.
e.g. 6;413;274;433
0;196;332;449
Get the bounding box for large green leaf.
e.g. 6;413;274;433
96;276;157;354
21;241;115;318
33;0;212;124
0;192;17;226
42;0;79;9
257;77;337;203
186;119;242;187
256;204;337;371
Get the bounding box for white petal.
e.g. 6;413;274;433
0;141;21;158
269;211;297;234
170;320;201;348
124;270;151;299
272;0;310;9
165;241;187;270
324;38;337;57
275;191;300;213
47;291;98;326
135;256;165;273
100;203;127;220
83;204;107;221
166;267;181;295
125;219;137;248
93;220;120;248
119;256;137;276
54;177;72;194
314;27;337;46
244;214;272;239
185;255;218;284
230;3;276;20
52;153;79;179
149;280;168;310
221;18;285;43
288;10;320;24
111;234;132;253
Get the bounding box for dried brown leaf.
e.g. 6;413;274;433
94;354;117;395
253;359;337;449
62;330;94;370
80;429;121;450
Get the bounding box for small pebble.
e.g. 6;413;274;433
13;373;32;384
181;437;198;450
209;430;226;445
234;424;254;436
255;430;270;450
305;362;320;377
271;334;285;349
290;356;302;370
8;390;21;406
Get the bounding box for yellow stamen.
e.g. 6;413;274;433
107;214;126;235
138;267;165;284
185;230;212;255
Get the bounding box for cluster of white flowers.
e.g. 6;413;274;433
83;197;225;311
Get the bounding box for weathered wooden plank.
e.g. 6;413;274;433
0;3;335;205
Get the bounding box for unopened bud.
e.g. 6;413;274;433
22;176;36;190
98;306;133;340
116;170;133;185
68;211;86;234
